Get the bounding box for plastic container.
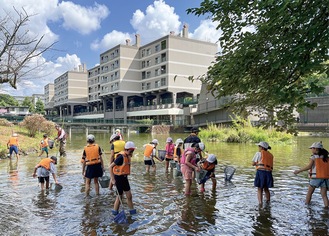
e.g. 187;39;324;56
158;150;166;162
50;183;63;191
99;175;111;188
48;140;54;149
195;169;207;182
174;165;182;177
170;160;177;168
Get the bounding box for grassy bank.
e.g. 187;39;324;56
0;123;57;159
199;120;293;144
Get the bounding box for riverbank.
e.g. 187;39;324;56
0;124;55;159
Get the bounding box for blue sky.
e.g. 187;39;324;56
0;0;221;97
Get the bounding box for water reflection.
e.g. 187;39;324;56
252;205;274;236
2;134;329;234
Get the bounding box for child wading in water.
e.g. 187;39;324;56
252;142;274;206
39;134;49;157
81;134;104;197
294;142;329;208
165;137;175;172
199;154;217;192
32;156;58;190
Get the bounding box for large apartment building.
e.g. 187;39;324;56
44;83;54;115
54;65;88;117
86;25;218;125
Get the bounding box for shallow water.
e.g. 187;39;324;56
1;133;329;235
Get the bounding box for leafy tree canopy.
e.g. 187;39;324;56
0;94;19;106
35;98;44;114
188;0;329;133
21;97;35;113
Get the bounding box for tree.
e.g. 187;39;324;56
21;97;34;113
188;0;329;132
35;98;44;114
0;94;19;106
0;7;56;89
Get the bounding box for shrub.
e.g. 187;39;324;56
20;114;49;137
0;118;13;127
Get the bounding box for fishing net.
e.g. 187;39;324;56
114;210;128;224
224;166;236;181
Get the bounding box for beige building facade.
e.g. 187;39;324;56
86;25;218;125
54;65;88;117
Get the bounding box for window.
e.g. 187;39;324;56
146;48;151;55
142;61;145;68
161;65;166;74
142;83;145;90
114;60;119;68
146;83;151;90
161;78;166;86
146;71;151;78
142;71;146;79
155;44;160;52
141;49;145;57
155;69;160;76
146;60;151;67
155;57;159;64
155;80;160;88
161;53;166;62
161;40;166;50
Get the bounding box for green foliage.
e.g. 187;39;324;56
0;94;19;106
199;121;293;144
35;99;45;114
21;97;35;113
20;114;56;137
188;1;329;133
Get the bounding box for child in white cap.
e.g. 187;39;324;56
199;154;218;192
252;141;274;206
294;142;329;207
165;137;175;172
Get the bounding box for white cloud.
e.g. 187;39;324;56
130;0;181;43
190;19;222;49
58;1;109;35
91;30;132;51
0;54;81;96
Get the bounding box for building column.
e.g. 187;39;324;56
173;92;176;104
123;95;128;124
70;104;74;117
59;106;62;118
112;97;116;123
156;94;160;105
143;96;147;106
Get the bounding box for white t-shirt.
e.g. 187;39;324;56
252;152;262;163
37;163;56;177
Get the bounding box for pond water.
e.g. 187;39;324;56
1;132;329;235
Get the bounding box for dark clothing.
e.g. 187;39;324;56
184;135;201;144
113;154;130;195
254;170;274;188
38;176;50;183
85;163;103;179
114;175;130;195
144;159;155;166
114;154;124;165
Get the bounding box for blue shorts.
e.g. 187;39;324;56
42;147;48;154
254;170;273;188
309;178;329;188
114;175;130;195
9;146;18;155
